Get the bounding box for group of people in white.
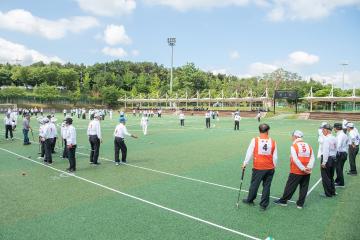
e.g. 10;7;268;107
62;108;113;121
132;109;162;118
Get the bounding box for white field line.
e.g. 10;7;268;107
306;178;322;196
0;147;262;240
4;134;294;204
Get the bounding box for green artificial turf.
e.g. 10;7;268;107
0;113;359;240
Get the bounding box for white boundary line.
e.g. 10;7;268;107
0;147;262;240
306;178;322;196
3;134;295;204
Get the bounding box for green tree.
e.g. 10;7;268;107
0;67;12;86
0;87;26;97
100;86;120;107
34;83;60;100
58;68;79;91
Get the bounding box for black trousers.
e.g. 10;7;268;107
206;118;210;128
44;138;53;163
321;156;336;197
68;145;76;171
114;137;127;162
234;121;239;130
5;125;13;139
62;139;68;158
246;169;275;208
180;119;184;126
89;135;100;163
40;140;45;157
335;152;347;186
51;137;57;153
279;173;310;207
348;145;359;174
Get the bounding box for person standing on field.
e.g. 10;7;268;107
22;114;32;145
234;113;241;131
179;111;185;127
65;118;77;172
346;122;359;176
274;130;315;209
140;114;148;135
205;111;211;128
114;117;137;165
87;113;102;165
242;123;278;211
4;113;13;140
333;123;349;187
320;124;337;197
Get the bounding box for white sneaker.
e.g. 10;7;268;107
297;205;303;209
115;162;120;166
37;157;43;159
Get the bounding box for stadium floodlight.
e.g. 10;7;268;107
167;37;176;94
340;61;349;90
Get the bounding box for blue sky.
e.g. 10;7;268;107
0;0;359;88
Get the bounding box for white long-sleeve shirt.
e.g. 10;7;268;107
141;116;148;126
336;130;349;152
61;125;68;139
87;119;101;139
48;122;57;138
114;123;131;138
322;134;337;164
4;117;12;125
317;128;325;158
243;138;278;167
290;139;315;171
348;128;360;145
179;113;185;120
40;124;52;139
65;125;77;146
234;115;241;121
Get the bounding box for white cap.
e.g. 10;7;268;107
43;118;50;123
320;122;328;128
347;122;354;128
292;130;304;138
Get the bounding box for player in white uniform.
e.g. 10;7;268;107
140;114;149;135
317;122;327;159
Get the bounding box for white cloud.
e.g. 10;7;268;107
266;0;360;22
0;37;63;65
76;0;136;16
229;50;240;60
248;62;278;75
309;70;360;89
144;0;249;11
131;49;140;56
102;47;128;58
289;51;319;65
0;9;99;40
145;0;360;21
103;24;131;45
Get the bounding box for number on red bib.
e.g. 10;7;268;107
297;142;310;157
258;139;272;155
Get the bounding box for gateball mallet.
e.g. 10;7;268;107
236;167;246;209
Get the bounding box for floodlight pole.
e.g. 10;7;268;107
340;62;349;90
167;37;176;94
